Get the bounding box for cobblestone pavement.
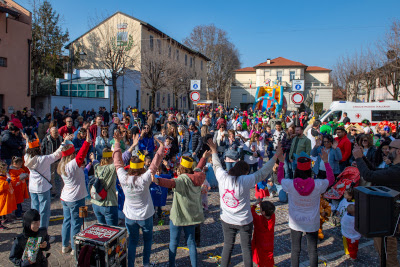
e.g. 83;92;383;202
0;187;398;267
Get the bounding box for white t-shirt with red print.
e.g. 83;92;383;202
212;154;276;226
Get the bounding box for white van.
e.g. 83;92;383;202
319;101;400;127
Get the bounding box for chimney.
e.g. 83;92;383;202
267;58;271;64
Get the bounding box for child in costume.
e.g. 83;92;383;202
251;200;276;267
9;209;50;266
0;160;17;229
341;204;361;260
319;195;331;240
336;187;355;218
150;167;172;218
9;156;30;218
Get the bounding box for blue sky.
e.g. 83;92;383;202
18;0;400;69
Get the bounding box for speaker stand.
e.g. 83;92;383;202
380;237;387;267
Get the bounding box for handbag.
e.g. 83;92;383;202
89;165;107;201
225;146;240;161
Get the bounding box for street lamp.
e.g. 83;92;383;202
69;49;86;110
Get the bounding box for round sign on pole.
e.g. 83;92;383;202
291;93;304;104
190;91;200;102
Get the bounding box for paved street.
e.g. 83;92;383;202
0;186;397;267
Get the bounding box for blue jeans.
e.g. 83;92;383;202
30;190;51;228
225;161;236;171
92;204;118;226
284;158;293;179
125;216;153;267
61;198;85;250
169;220;197;267
249;163;258;173
267;184;288;203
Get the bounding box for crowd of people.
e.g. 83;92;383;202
1;105;400;267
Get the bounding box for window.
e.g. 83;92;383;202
156;92;160;107
117;32;128;46
59;83;104;98
185;54;188;66
176;50;179;61
242;94;247;102
168;94;170;107
193;58;195;68
96;85;105;97
0;57;7;67
150;35;154;51
78;84;87;97
190;57;193;68
168;46;171;58
157;39;161;54
290;71;295;81
328;110;342;121
277;71;282;82
372;110;400;121
201;61;203;70
61;84;69;96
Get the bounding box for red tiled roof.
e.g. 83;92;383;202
306;66;331;72
254;57;307;68
235;67;256;72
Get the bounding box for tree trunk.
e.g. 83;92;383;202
174;92;178;109
151;90;156;110
112;74;118;112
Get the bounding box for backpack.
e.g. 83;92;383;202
88;165;107;201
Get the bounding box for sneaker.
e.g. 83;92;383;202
49;236;56;244
70;250;75;256
62;246;71;254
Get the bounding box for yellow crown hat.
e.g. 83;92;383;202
130;161;145;169
102;152;113;158
180;156;194;169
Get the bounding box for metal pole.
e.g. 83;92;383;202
69;48;73;110
380;237;387;267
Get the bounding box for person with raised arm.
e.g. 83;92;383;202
207;139;280;267
112;131;164;267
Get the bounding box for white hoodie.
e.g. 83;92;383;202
24;143;63;194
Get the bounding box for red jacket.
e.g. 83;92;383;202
89;124;100;142
251;206;275;267
335;135;352;162
58;125;76;138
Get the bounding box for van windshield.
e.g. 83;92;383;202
319;109;331;121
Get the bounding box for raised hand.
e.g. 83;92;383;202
275;143;285;162
207;138;218;154
202;150;212;159
22;132;29;141
320;147;329;163
352;143;363;159
86;131;92;143
113;130;122;143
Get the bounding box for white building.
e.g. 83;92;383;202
231;57;333;112
34;69;140;118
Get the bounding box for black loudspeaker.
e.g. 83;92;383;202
355;186;400;238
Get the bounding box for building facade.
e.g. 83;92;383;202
0;0;31;115
231;57;333;112
63;12;209;111
34;69;140;118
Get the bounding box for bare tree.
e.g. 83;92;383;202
74;14;139;112
184;24;240;104
333;50;368;102
376;19;400;100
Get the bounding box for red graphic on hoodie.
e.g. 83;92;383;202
222;189;239;208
